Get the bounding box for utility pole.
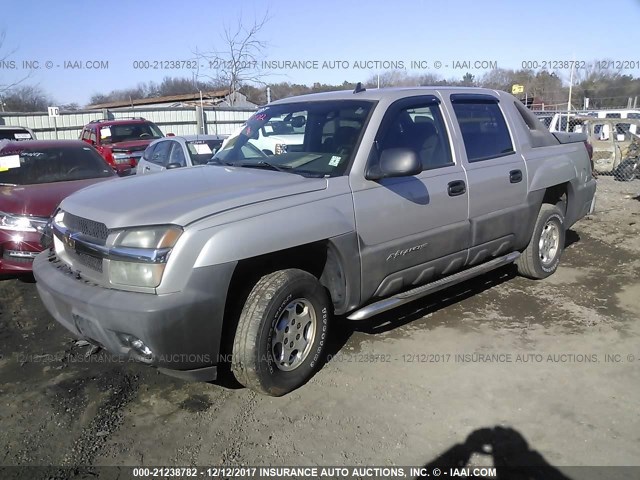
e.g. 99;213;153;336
566;61;575;132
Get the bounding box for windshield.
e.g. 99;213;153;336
212;100;374;177
0;129;34;141
186;139;224;165
0;145;115;185
100;122;163;144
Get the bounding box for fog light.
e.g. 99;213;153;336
131;339;153;357
119;333;153;360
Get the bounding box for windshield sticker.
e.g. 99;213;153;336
264;125;274;133
328;155;341;167
20;152;44;157
0;154;21;169
193;143;212;155
253;113;267;122
100;127;112;139
13;133;31;140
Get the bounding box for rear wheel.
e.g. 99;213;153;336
231;269;330;396
517;204;565;279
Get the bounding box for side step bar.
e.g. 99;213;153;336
347;252;520;321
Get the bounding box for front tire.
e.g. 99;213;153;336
517;204;565;279
231;269;330;396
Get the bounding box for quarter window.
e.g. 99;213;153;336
452;101;514;162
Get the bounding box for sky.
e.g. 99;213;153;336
1;0;640;106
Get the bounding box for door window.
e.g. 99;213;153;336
452;99;514;162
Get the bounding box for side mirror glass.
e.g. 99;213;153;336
366;148;422;180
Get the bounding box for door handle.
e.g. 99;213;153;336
510;169;523;183
448;180;466;196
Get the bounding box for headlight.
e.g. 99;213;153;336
108;225;182;288
115;226;182;249
110;261;166;288
0;211;47;232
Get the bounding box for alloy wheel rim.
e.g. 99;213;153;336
539;221;560;265
271;298;317;371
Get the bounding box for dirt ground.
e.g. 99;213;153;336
1;177;639;478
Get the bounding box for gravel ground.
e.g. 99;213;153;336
0;176;639;479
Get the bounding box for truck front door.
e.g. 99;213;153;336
351;96;470;302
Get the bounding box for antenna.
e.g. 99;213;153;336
353;82;366;94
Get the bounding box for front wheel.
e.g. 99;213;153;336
231;269;331;396
517;204;565;279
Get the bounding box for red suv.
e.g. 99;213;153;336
79;118;164;175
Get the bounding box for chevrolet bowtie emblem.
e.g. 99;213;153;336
63;233;76;250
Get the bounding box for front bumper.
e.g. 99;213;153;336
0;229;42;274
33;250;236;381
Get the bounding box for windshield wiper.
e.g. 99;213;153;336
207;157;233;166
239;161;293;173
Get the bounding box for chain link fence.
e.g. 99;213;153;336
532;110;640;182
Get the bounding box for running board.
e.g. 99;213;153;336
347;252;520;321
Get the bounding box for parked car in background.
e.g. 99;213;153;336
223;112;306;155
136;135;226;175
79;118;164;175
0;125;37;141
579;117;640;175
0;140;116;274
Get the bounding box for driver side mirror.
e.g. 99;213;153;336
166;162;183;170
365;148;422;180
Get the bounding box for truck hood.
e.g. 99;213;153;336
0;178;113;218
59;165;328;228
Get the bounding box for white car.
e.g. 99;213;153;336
223;113;306;155
0;125;37;141
136;134;226;175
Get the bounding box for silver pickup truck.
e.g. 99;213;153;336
33;87;596;396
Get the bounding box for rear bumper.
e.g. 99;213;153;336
33;250;236;380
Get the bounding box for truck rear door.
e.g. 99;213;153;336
448;94;528;265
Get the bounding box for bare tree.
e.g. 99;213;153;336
2;85;54;112
0;30;32;97
195;12;270;105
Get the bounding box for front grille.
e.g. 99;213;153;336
74;251;103;273
2;251;33;263
64;213;108;245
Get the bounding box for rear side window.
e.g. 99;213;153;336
451;98;514;162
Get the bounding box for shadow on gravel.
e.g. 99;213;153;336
564;229;580;249
325;264;518;361
417;426;571;479
325;229;582;362
0;273;35;283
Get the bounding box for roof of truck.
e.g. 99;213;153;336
268;86;505;105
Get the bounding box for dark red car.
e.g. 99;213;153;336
0;140;116;275
79;118;164;175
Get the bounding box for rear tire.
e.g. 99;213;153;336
517;204;565;279
231;269;330;396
